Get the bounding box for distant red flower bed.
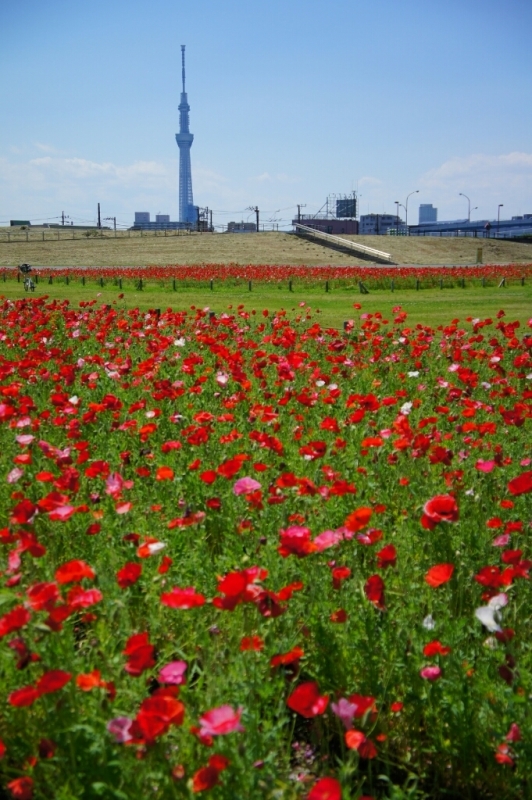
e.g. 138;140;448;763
0;297;531;798
2;261;532;285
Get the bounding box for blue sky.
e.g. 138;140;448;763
2;0;531;229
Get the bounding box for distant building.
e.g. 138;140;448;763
419;204;437;224
132;211;193;230
292;217;359;235
227;221;256;233
359;214;398;235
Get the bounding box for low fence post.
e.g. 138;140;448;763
391;279;394;292
248;280;252;292
325;280;329;293
416;279;420;291
210;279;213;291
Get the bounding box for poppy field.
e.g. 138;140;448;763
0;292;531;799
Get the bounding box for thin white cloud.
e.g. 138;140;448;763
359;176;383;187
419;151;532;218
34;142;57;153
421;152;532;191
255;171;299;184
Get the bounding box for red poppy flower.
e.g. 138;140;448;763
9;685;40;707
36;670;71;695
507;471;532;496
123;632;155;676
160;586;206;609
278;525;317;558
376;544;397;569
7;776;34;800
192;766;220;793
270;646;304;667
66;586;103;609
345;729;378;758
240;635;264;651
330;609;348;623
136;694;185;741
116;562;142;588
344;507;372;532
364;575;385;609
286;681;329;718
155;465;174;481
26;582;59;611
423;640;452;657
76;670;104;691
331;566;351;589
55;559;95;584
421;495;459;529
308;776;342;800
425;563;454;587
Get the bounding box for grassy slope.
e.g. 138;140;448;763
1;229;531;267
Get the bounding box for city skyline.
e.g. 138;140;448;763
1;0;531;230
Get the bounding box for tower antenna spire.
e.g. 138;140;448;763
176;45;194;224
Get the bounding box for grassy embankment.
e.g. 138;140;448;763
1;229;531;267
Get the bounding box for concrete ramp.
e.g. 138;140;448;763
294;223;394;264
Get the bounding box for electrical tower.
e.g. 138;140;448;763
175;45;196;224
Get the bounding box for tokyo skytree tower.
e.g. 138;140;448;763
175;45;195;224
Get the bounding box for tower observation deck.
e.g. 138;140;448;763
175;45;195;224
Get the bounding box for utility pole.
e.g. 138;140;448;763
97;203;101;229
209;209;213;231
197;206;200;232
62;211;65;226
254;206;259;232
104;217;116;232
297;204;306;224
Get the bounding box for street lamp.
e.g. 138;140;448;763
405;190;419;234
498;204;504;237
459;192;471;222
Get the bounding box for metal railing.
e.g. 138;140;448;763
293;224;394;263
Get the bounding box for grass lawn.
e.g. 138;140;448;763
2;281;531;328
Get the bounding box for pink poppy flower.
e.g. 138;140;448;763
420;666;442;681
233;476;261;495
158;660;188;685
107;716;134;743
198;704;244;737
